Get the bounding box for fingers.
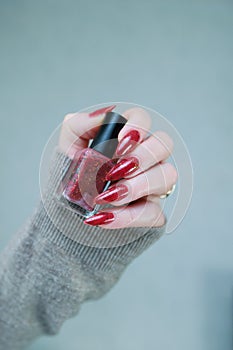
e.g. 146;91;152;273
139;130;174;166
59;106;153;159
84;198;166;229
59;108;111;158
59;106;176;230
96;162;178;206
116;107;152;156
106;131;174;182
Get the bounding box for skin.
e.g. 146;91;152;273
59;107;178;229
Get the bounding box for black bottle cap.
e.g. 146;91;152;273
90;112;127;158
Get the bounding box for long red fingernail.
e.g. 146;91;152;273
116;130;140;156
84;212;114;226
89;105;116;117
105;157;139;181
95;184;128;204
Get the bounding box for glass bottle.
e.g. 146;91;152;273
60;112;127;218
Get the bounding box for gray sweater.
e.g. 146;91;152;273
0;150;165;350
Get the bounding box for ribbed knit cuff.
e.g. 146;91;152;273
33;148;165;271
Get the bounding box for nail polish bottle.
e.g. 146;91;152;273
60;112;127;218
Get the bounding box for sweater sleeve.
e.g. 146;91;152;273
0;149;165;350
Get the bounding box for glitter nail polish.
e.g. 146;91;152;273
89;105;116;117
95;184;128;204
116;129;140;156
61;112;127;218
105;157;139;181
84;212;115;226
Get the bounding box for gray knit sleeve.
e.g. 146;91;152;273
0;149;165;350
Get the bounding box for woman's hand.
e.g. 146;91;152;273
59;106;177;229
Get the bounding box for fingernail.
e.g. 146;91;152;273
105;157;139;181
116;130;140;156
84;212;114;226
95;184;128;204
89;105;116;117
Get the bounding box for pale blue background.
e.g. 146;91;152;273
0;1;232;349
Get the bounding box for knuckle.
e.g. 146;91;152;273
164;163;178;185
63;113;74;122
127;107;151;122
131;106;147;115
155;131;174;154
157;212;166;227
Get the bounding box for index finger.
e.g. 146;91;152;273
116;107;152;156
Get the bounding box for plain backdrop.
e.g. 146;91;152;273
0;1;232;349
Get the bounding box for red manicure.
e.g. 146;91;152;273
89;105;116;117
105;157;139;181
84;212;114;226
95;184;128;204
116;130;140;156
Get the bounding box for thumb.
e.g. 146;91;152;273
59;106;115;158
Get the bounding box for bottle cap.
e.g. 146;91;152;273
90;112;127;158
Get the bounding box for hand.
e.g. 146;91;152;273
59;106;177;229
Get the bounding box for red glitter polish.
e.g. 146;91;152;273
89;105;116;117
95;184;128;204
105;157;139;182
116;130;140;156
84;212;115;226
61;112;127;218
